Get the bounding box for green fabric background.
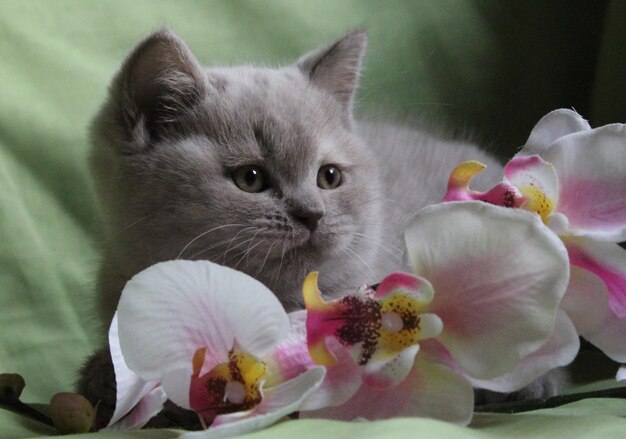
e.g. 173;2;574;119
1;0;624;437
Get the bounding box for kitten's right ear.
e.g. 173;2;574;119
296;30;367;127
113;29;207;149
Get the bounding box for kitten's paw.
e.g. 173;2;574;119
474;368;569;405
76;346;201;430
76;347;116;430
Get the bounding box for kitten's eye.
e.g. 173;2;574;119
317;165;342;190
231;165;269;193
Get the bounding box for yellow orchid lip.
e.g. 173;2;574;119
519;185;556;222
448;161;487;190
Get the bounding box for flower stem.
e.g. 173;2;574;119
0;397;54;426
475;386;626;414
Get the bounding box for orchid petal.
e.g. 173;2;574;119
561;266;610;335
504;155;559;221
546;212;569;236
362;344;420;388
467;310;579;392
265;311;313;383
107;314;163;428
179;367;325;439
269;311;362;411
405;202;570;379
117;260;289;381
302;272;339;366
374;272;433;303
543;123;626;241
565;237;626;319
522;109;590;155
617;366;626;382
562;237;626;361
583;308;626;363
159;368;192;410
104;387;168;432
302;356;473;425
299;338;362;410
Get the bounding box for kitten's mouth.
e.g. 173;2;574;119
284;229;326;252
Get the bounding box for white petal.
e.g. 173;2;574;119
617;366;626;382
117;260;289;381
560;266;609;335
160;368;192;410
107;314;163;427
544;123;626;241
405;202;570;379
467;310;579;392
303;356;474;425
179;367;325;439
522;109;590;155
564;237;626;319
583;308;626;363
362;344;420;388
547;213;569;235
104;387;167;431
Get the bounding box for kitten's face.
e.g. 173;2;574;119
91;30;384;309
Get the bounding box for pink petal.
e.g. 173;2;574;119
405;202;570;379
302;356;473;425
565;237;626;318
268;312;362;411
107;314;163;428
302;272;344;366
467;311;579;392
266;311;313;382
563;238;626;362
522;109;590;156
299;338;363;410
117;260;289;382
543;123;626;241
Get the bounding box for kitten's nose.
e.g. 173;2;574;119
291;207;324;232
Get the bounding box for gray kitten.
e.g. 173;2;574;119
79;29;543;426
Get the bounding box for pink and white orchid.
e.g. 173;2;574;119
298;202;572;424
444;109;626;364
106;260;325;437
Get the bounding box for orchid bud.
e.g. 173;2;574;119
0;373;26;402
49;392;95;434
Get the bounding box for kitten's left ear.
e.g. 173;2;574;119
296;30;367;126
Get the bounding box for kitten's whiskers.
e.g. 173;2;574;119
176;223;246;259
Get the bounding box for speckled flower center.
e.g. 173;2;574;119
190;346;266;424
